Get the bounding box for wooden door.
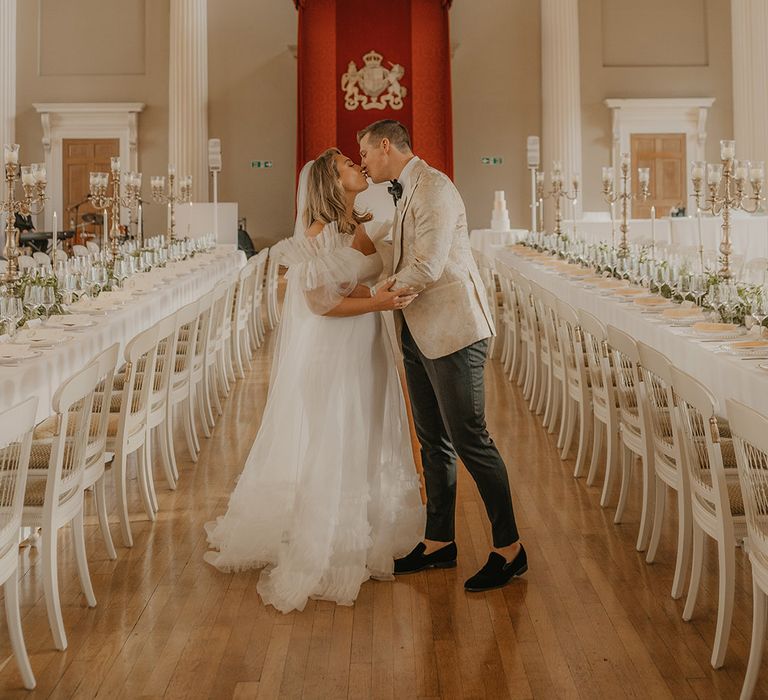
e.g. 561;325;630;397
630;133;686;218
62;138;119;244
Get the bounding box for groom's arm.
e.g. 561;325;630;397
388;183;454;294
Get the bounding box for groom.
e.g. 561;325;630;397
358;120;526;592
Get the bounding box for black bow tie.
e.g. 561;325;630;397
388;179;403;206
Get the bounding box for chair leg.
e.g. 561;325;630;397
636;454;656;552
231;330;245;379
614;445;633;524
209;365;223;418
573;400;592;478
557;394;571;451
683;524;705;621
165;406;180;482
196;379;212;439
115;452;133;547
137;441;157;520
742;580;767;700
94;474;117;560
4;574;36;689
600;426;620;508
158;417;177;490
560;397;577;460
42;527;67;650
671;486;692;600
184;394;199;463
645;477;666;563
73;508;97;607
711;539;736;668
586;419;604;486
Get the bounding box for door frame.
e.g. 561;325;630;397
604;97;714;214
33;102;144;230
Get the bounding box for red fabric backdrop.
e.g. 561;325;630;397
296;0;453;178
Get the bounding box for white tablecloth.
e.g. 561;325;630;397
562;219;672;247
1;246;246;422
469;229;527;257
493;247;768;417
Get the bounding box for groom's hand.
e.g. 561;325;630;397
371;280;418;312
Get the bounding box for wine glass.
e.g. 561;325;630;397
1;297;23;338
40;286;55;319
23;284;41;317
751;288;768;335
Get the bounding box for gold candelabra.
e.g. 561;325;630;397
691;139;765;280
151;167;192;244
536;161;579;237
601;153;650;258
1;144;48;282
88;157;141;264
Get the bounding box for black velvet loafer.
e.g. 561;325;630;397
394;542;457;574
464;545;527;592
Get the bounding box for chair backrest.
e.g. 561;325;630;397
86;241;100;255
671;366;736;533
87;343;120;468
43;363;100;508
266;247;281;291
170;300;200;390
235;261;257;320
33;251;51;266
72;245;90;257
210;280;231;347
606;325;643;434
17;255;35;270
253;247;269;301
557;300;588;391
151;313;178;408
119;325;160;439
193;290;215;366
537;287;561;363
0;397;37;549
727;399;768;564
637;342;679;470
578;310;612;411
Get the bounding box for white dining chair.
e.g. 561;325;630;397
528;282;549;417
16;255;35;271
474;250;499;359
190;290;216;440
231;263;256;379
672;367;746;669
106;324;160;547
32;251;51;266
557;301;593;477
538;288;565;435
24;362;100;650
168;300;201;466
578;310;620;506
510;268;532;386
0;397;38;689
496;261;523;382
606;325;655;551
86;241;100;255
72;244;90;258
727;399;768;698
249;248;269;350
637;342;690;600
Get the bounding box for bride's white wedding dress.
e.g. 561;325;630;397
204;222;424;613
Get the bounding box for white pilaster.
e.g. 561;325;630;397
169;0;209;202
731;0;768;165
541;0;582;224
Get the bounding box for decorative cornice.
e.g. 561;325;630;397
33;102;145;115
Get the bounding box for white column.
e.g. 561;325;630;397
169;0;208;202
0;0;15;150
541;0;582;224
731;0;768;165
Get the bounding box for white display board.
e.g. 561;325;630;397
174;202;239;245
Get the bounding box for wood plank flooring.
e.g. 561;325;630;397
0;327;766;698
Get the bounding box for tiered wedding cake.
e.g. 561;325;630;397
491;190;511;232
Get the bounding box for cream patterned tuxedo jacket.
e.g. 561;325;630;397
388;159;495;359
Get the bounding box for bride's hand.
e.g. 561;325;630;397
372;281;418;311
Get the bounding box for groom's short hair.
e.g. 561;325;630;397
357;120;412;153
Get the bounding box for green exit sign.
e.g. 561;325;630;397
481;156;504;165
251;160;273;169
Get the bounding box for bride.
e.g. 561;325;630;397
204;148;425;613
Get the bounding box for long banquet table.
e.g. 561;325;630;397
0;245;246;423
493;246;768;417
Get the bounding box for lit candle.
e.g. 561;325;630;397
168;165;176;178
3;144;19;164
52;211;57;263
20;166;34;186
691;161;705;182
602;166;614;187
34;163;47;184
650;205;656;258
708;163;724;183
638;167;650;187
138;203;143;244
735;160;749;182
103;209;108;249
720;139;736;161
750;161;765;184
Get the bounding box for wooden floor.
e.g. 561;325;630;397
1;330;767;699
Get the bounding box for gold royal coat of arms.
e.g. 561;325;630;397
341;49;407;111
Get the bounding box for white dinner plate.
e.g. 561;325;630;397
44;315;96;329
0;344;42;363
12;328;74;347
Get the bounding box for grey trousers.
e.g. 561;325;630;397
401;322;520;548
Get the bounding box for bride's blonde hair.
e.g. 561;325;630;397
305;148;372;235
